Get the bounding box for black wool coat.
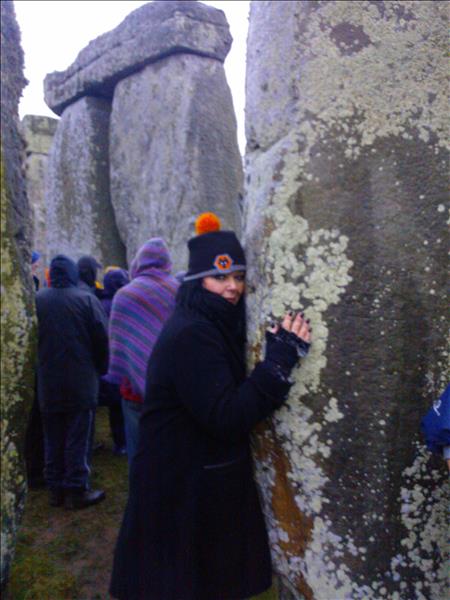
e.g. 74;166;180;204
110;290;292;600
36;285;109;413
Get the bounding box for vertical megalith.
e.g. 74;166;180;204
244;1;449;599
110;52;243;269
0;1;36;592
45;96;126;267
21;114;58;278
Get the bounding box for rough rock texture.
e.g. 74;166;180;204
21;115;58;279
45;96;127;268
44;0;232;115
244;2;449;599
110;53;243;270
0;1;36;592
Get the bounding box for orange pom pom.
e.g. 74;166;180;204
195;212;221;235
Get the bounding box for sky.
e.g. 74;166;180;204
13;0;250;153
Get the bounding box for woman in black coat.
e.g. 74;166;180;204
110;215;312;600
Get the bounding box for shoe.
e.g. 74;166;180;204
48;488;64;507
64;488;106;510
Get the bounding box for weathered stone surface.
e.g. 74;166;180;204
21;115;58;279
244;2;449;599
0;1;36;592
45;96;127;268
44;0;232;116
110;53;243;270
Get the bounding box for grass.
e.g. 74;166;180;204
8;408;278;599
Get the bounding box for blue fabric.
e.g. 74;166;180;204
121;398;143;464
420;384;450;454
103;269;129;298
42;410;93;489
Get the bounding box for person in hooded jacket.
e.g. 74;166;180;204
36;254;109;510
106;239;179;463
77;255;102;296
98;267;130;456
109;214;312;600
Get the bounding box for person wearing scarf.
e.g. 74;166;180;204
106;239;179;462
110;214;312;600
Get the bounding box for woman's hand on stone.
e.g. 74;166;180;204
268;310;312;344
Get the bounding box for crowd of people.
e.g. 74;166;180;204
25;213;448;599
27;237;180;509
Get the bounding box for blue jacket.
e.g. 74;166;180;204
36;255;109;413
420;384;450;456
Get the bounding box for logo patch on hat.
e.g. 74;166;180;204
213;254;233;271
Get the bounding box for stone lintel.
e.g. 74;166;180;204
44;1;232;115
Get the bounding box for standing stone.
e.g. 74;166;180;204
0;1;36;593
110;53;243;269
45;96;126;268
21;114;58;279
244;2;449;599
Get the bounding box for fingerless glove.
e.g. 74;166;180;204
264;328;311;382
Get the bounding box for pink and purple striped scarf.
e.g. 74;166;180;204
106;238;179;401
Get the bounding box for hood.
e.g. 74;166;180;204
77;255;101;288
49;255;78;288
130;238;172;279
103;268;130;298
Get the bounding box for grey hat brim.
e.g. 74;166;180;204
183;264;246;282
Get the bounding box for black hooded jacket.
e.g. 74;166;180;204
35;255;109;413
77;255;100;295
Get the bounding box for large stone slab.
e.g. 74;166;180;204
0;1;36;592
44;0;232;116
45;96;127;268
244;2;449;599
109;53;243;270
21;115;58;279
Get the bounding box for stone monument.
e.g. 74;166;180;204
21;114;58;278
1;1;36;592
44;1;242;271
244;2;449;598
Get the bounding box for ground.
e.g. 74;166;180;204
8;408;278;599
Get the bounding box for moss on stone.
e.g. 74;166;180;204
1;148;36;592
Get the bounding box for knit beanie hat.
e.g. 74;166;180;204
184;213;246;281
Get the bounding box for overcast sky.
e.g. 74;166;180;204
13;0;250;153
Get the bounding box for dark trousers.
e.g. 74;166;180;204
98;380;126;449
24;379;45;486
42;410;93;490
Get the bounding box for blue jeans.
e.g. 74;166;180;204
121;399;143;464
42;410;93;490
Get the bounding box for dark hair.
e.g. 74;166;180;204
175;278;203;309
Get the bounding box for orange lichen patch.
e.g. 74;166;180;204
253;422;314;600
195;212;221;235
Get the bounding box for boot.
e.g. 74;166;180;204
48;487;64;507
64;488;105;510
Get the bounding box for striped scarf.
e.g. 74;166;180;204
106;238;179;401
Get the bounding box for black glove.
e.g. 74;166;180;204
264;328;311;380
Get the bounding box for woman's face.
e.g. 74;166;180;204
202;271;245;305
